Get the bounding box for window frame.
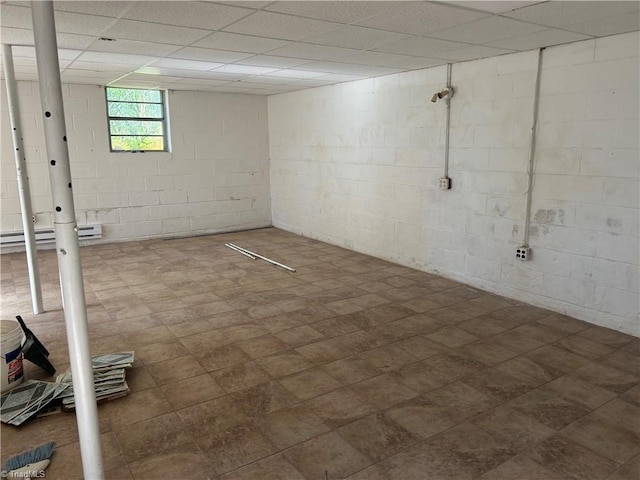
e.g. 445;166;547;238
105;86;169;153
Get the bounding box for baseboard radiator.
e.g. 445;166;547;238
0;224;102;249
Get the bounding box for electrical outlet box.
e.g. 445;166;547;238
516;246;530;261
439;177;451;190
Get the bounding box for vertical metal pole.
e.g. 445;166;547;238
2;44;44;314
443;63;452;179
523;48;544;248
30;2;104;479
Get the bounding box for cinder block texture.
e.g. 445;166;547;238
0;85;271;240
269;32;639;335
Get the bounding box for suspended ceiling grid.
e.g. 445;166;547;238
1;1;639;95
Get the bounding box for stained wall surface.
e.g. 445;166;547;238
269;32;639;335
1;84;271;242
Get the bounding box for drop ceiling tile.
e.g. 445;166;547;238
237;75;294;85
429;15;547;44
65;61;135;72
285;78;337;87
103;19;210;45
485;28;592;51
54;1;131;17
149;58;223;71
266;43;361;61
563;13;640;37
0;5;32;29
135;66;226;78
263;69;329;78
303;25;409;50
265;1;396;24
444;1;545;14
0;27;34;45
10;46;82;61
123;1;252;30
213;64;280;75
116;73;182;83
435;44;515;62
223;11;341;41
57;33;99;50
294;61;399;76
504;1;640;29
375;36;467;57
168;47;253;63
173;77;232;86
341;51;445;69
356;2;488;35
234;55;310;68
193;32;290;53
88;39;182;57
76;51;155;66
314;73;369;82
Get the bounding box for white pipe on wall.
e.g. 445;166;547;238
30;2;105;478
2;44;43;314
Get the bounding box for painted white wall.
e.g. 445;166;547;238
1;83;271;243
269;32;639;335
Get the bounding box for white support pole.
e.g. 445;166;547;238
30;2;104;479
2;44;44;314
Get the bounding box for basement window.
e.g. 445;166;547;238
105;87;169;152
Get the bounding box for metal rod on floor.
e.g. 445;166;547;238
227;243;296;272
225;243;257;259
2;43;44;315
31;2;104;479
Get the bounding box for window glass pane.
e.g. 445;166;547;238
106;87;161;103
108;102;163;118
110;136;164;151
109;120;164;136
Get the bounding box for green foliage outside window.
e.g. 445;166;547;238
106;87;168;152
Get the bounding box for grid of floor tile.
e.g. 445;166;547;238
1;228;638;480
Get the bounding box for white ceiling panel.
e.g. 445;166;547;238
213;64;280;75
88;39;182;57
356;2;488;36
1;0;637;96
485;28;592;51
375;36;467;57
264;69;329;79
429;15;547;44
445;1;545;14
504;1;640;28
342;51;444;69
265;1;396;24
563;12;640;38
53;1;132;18
103;19;210;45
234;55;310;68
168;47;252;63
123;1;252;30
148;58;224;71
265;43;361;61
223;11;341;41
193;32;290;54
435;44;514;61
75;51;156;66
303;26;409;50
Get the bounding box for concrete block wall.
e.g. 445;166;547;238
1;83;270;243
269;32;639;335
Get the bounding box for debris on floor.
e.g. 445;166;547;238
0;380;66;426
0;351;134;425
56;351;134;411
225;243;296;272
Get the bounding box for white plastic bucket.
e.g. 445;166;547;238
1;320;24;393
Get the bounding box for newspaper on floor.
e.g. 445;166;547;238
0;380;68;426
